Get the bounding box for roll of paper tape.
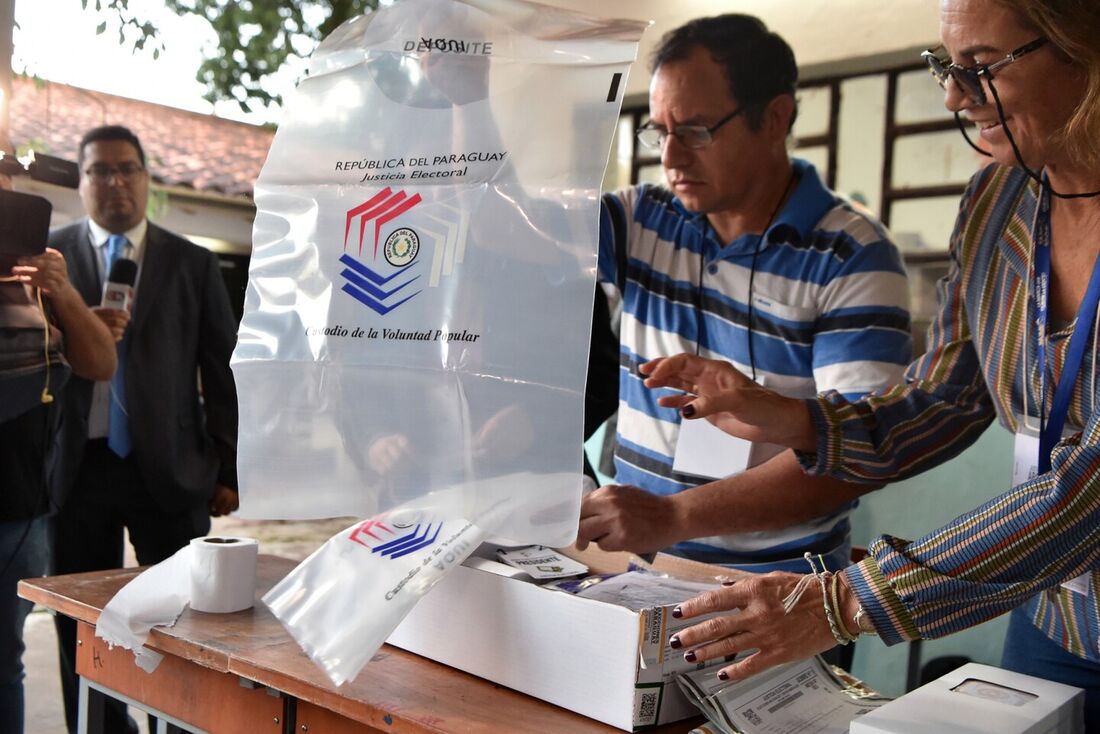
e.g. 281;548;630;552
189;536;259;613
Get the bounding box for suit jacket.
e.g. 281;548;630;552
51;220;239;513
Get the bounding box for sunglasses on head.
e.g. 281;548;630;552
921;37;1047;105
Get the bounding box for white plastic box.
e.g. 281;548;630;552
387;545;727;730
849;662;1084;734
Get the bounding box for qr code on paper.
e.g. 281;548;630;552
635;689;660;725
741;707;763;727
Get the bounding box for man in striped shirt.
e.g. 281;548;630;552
577;14;912;572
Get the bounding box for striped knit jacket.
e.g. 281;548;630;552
807;163;1100;659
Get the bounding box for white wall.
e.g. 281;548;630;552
549;0;939;97
14;177;254;255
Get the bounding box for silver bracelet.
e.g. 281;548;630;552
838;570;879;637
829;572;858;642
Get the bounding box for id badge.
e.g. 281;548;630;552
1015;415;1090;595
1012;419;1041;489
672;418;751;479
672;419;786;480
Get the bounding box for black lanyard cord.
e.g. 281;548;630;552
697;166;798;382
950;77;1100;199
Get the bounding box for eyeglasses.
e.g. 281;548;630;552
636;107;745;150
922;37;1047;105
83;162;145;184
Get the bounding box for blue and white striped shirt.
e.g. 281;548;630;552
598;159;912;569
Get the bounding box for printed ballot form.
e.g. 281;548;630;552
679;656;889;734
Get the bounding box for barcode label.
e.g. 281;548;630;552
634;686;662;726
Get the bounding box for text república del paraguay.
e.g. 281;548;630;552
334;151;508;184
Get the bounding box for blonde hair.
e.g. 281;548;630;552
996;0;1100;168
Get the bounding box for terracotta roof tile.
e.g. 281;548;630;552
9;77;274;199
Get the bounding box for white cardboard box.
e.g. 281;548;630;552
387;544;729;730
849;662;1084;734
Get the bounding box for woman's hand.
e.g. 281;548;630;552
639;354;817;452
11;248;78;302
669;570;841;682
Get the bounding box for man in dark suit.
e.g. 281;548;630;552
49;125;239;733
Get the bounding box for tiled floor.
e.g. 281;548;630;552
23;610;70;734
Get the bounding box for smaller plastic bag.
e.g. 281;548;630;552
264;471;579;685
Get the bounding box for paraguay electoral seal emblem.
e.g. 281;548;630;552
384;227;420;267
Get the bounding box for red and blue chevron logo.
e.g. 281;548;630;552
349;514;443;559
344;187;423;258
339;189;424;315
337;253;421;315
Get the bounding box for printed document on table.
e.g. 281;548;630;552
678;656;889;734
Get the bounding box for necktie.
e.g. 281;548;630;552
106;234;133;458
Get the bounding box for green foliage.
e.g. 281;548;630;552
146;185;169;222
88;0;380;114
83;0;166;60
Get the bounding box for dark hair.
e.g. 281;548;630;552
651;14;799;132
78;125;146;167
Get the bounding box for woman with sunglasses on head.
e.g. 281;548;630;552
636;0;1100;725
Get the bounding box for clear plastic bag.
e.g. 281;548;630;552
231;0;645;535
232;0;646;684
263;472;578;685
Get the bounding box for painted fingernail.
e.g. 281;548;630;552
681;404;696;417
669;635;682;649
718;671;729;681
671;605;683;618
684;650;697;663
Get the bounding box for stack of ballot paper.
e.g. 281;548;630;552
678;656;890;734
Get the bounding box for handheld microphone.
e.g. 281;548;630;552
102;258;138;310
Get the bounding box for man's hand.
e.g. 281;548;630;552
576;484;685;554
639;354;817;452
367;434;416;476
92;306;130;342
209;484;239;517
473;404;534;460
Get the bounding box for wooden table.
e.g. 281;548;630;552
20;555;703;734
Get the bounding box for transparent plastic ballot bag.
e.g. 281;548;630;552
232;0;646;684
263;473;574;685
232;0;645;536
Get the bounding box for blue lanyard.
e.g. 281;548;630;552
1033;179;1100;473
